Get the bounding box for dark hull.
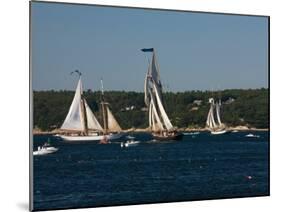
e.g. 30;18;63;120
152;132;183;141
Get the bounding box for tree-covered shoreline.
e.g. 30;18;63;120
33;88;269;131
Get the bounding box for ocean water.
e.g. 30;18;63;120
33;131;269;211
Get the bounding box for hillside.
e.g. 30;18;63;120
33;88;269;131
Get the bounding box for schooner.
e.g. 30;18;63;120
206;97;227;135
142;48;183;141
58;71;124;142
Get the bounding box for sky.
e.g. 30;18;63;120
31;2;268;92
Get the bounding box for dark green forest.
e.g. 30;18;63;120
33;88;269;131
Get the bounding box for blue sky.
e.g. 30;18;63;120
31;2;268;92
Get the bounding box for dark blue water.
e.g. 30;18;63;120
33;131;269;211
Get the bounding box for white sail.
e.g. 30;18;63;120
106;107;122;132
216;102;222;126
153;83;173;130
84;100;103;131
148;101;153;128
61;78;85;131
149;101;156;131
210;103;218;128
206;107;212;128
150;98;164;131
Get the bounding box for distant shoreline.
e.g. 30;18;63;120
32;127;269;135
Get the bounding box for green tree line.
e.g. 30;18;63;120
33;88;269;131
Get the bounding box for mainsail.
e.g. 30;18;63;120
143;48;174;132
61;76;102;133
61;77;85;131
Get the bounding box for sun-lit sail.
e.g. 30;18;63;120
61;77;85;131
106;107;122;132
153;83;173;130
215;102;222;126
84;99;103;131
150;96;164;131
148;101;153;127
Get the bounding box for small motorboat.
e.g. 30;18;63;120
33;142;58;155
121;136;140;148
245;133;260;138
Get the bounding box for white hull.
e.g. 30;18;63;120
210;129;227;135
33;147;58;156
245;133;260;138
121;141;140;147
59;132;125;142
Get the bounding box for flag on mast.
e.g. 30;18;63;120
141;48;154;52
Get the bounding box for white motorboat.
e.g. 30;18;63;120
121;136;140;147
245;133;260;138
121;141;140;148
33;143;58;156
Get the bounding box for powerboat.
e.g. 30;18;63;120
33;143;58;155
121;136;140;147
245;133;260;138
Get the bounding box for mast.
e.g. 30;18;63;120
100;78;108;134
75;70;88;135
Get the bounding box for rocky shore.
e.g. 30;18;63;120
33;125;268;135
